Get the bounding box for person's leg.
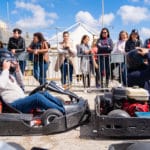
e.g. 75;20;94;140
10;93;65;113
87;73;91;87
99;56;104;87
82;74;86;88
39;62;48;85
105;57;110;87
33;62;40;82
41;91;64;107
60;63;67;85
69;63;73;84
95;60;100;87
19;61;26;74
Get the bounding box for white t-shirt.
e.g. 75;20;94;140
0;70;25;103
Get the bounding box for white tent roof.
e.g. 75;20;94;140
49;22;99;47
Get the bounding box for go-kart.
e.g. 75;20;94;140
0;81;90;136
95;87;150;138
92;86;150;138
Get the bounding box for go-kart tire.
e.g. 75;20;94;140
108;109;130;118
41;109;63;126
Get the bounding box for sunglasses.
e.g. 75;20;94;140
102;32;107;34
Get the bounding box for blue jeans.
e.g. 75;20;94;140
10;91;65;113
60;62;73;85
33;61;49;85
19;61;26;74
99;56;110;81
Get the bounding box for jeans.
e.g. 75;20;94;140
60;62;73;85
10;91;65;113
33;61;49;85
19;61;26;74
99;55;110;85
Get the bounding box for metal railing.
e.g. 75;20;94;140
17;51;127;91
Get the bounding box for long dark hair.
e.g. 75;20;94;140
100;27;110;39
128;30;140;41
81;35;89;44
33;32;46;42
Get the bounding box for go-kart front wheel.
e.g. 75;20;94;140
41;109;63;126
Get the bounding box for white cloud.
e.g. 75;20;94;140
47;13;58;19
117;5;150;24
99;13;115;26
75;11;114;28
144;0;150;4
140;27;150;38
15;1;58;29
75;11;98;28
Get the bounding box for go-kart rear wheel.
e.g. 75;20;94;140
41;109;63;126
108;109;130;118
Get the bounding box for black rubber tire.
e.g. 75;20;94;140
108;109;130;118
41;109;63;126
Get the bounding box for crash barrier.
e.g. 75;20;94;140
15;51;127;91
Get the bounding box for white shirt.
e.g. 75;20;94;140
0;70;25;103
112;40;126;54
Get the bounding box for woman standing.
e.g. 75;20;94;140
91;39;100;88
97;28;113;88
79;35;93;89
125;29;142;52
27;32;49;85
111;30;128;85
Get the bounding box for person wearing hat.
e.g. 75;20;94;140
8;28;26;74
0;50;65;114
125;29;142;52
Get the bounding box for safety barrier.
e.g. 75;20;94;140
16;51;127;91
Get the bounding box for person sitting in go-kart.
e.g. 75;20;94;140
127;48;150;94
0;50;65;114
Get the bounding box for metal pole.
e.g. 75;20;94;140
101;0;104;28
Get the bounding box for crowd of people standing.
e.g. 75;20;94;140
0;27;150;93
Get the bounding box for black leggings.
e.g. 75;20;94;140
82;74;91;88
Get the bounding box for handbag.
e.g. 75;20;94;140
42;42;49;63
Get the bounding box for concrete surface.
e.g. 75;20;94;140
0;84;149;150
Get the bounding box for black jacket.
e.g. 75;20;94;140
125;39;142;52
8;37;25;53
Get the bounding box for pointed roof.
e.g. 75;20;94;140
49;22;99;46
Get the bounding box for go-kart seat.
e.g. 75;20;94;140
0;97;20;113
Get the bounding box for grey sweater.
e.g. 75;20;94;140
0;70;25;103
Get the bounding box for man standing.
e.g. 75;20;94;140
8;28;26;74
55;31;76;89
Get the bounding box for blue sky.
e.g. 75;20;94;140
0;0;150;41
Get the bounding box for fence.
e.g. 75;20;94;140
16;51;127;92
